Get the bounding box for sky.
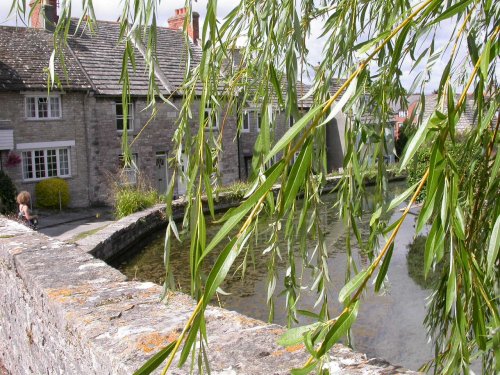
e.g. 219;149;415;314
0;0;461;95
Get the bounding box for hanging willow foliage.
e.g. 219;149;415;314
11;0;499;373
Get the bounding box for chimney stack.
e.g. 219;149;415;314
30;0;58;31
167;7;200;45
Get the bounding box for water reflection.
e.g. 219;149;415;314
115;182;433;371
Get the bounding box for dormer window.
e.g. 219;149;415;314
25;94;61;119
398;110;407;118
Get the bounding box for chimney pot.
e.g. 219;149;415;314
30;0;58;30
167;7;200;45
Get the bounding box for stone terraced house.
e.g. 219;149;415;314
0;2;348;207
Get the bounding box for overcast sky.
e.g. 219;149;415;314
0;0;460;95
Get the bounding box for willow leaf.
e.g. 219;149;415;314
445;265;456;314
400;113;430;169
132;341;176;375
283;139;312;211
265;105;322;164
291;361;317;375
319;76;357;127
316;301;360;357
487;215;500;276
338;269;369;304
430;0;474;26
179;312;202;367
375;243;394;293
278;322;322;347
472;294;487;350
203;237;238;306
201;161;284;261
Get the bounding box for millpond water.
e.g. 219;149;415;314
114;182;434;371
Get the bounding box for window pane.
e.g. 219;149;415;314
58;149;69;176
38;98;48;118
50;97;60;117
116;118;124;131
47;149;57;177
26;97;36;118
115;102;133;130
22;151;33;179
243;112;249;130
115;102;123;116
34;150;46;178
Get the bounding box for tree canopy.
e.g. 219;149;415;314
10;0;499;374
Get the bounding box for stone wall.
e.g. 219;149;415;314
89;97;240;204
0;91;91;207
0;217;417;374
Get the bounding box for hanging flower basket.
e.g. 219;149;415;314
5;151;21;168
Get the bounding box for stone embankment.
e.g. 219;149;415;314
0;176;416;374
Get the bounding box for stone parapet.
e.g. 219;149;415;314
0;216;417;374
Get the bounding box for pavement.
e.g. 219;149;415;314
33;206;116;242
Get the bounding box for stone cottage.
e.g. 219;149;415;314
0;2;348;207
0;2;242;207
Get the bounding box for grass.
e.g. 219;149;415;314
71;225;109;241
218;181;252;200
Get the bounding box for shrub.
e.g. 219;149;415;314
407;145;431;202
0;170;17;214
35;178;70;208
218;181;251;200
114;187;159;219
407;135;482;202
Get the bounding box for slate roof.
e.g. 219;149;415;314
0;20;202;95
410;94;476;131
0;26;91;91
67;19;202;96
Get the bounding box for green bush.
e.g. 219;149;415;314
35;178;70;208
114;187;159;219
407;145;431;202
0;170;17;214
407;136;482;202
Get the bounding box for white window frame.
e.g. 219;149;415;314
119;153;138;185
24;93;62;120
242;110;250;133
21;147;71;181
115;101;134;132
203;107;219;130
244;109;261;132
398;110;407;118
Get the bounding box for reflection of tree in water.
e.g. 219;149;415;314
406;235;446;289
117;184;405;305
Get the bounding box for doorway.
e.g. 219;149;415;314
155;152;169;195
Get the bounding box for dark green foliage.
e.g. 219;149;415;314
407;136;483;202
0;170;17;214
35;178;70;208
406;235;446;289
407;145;431;202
